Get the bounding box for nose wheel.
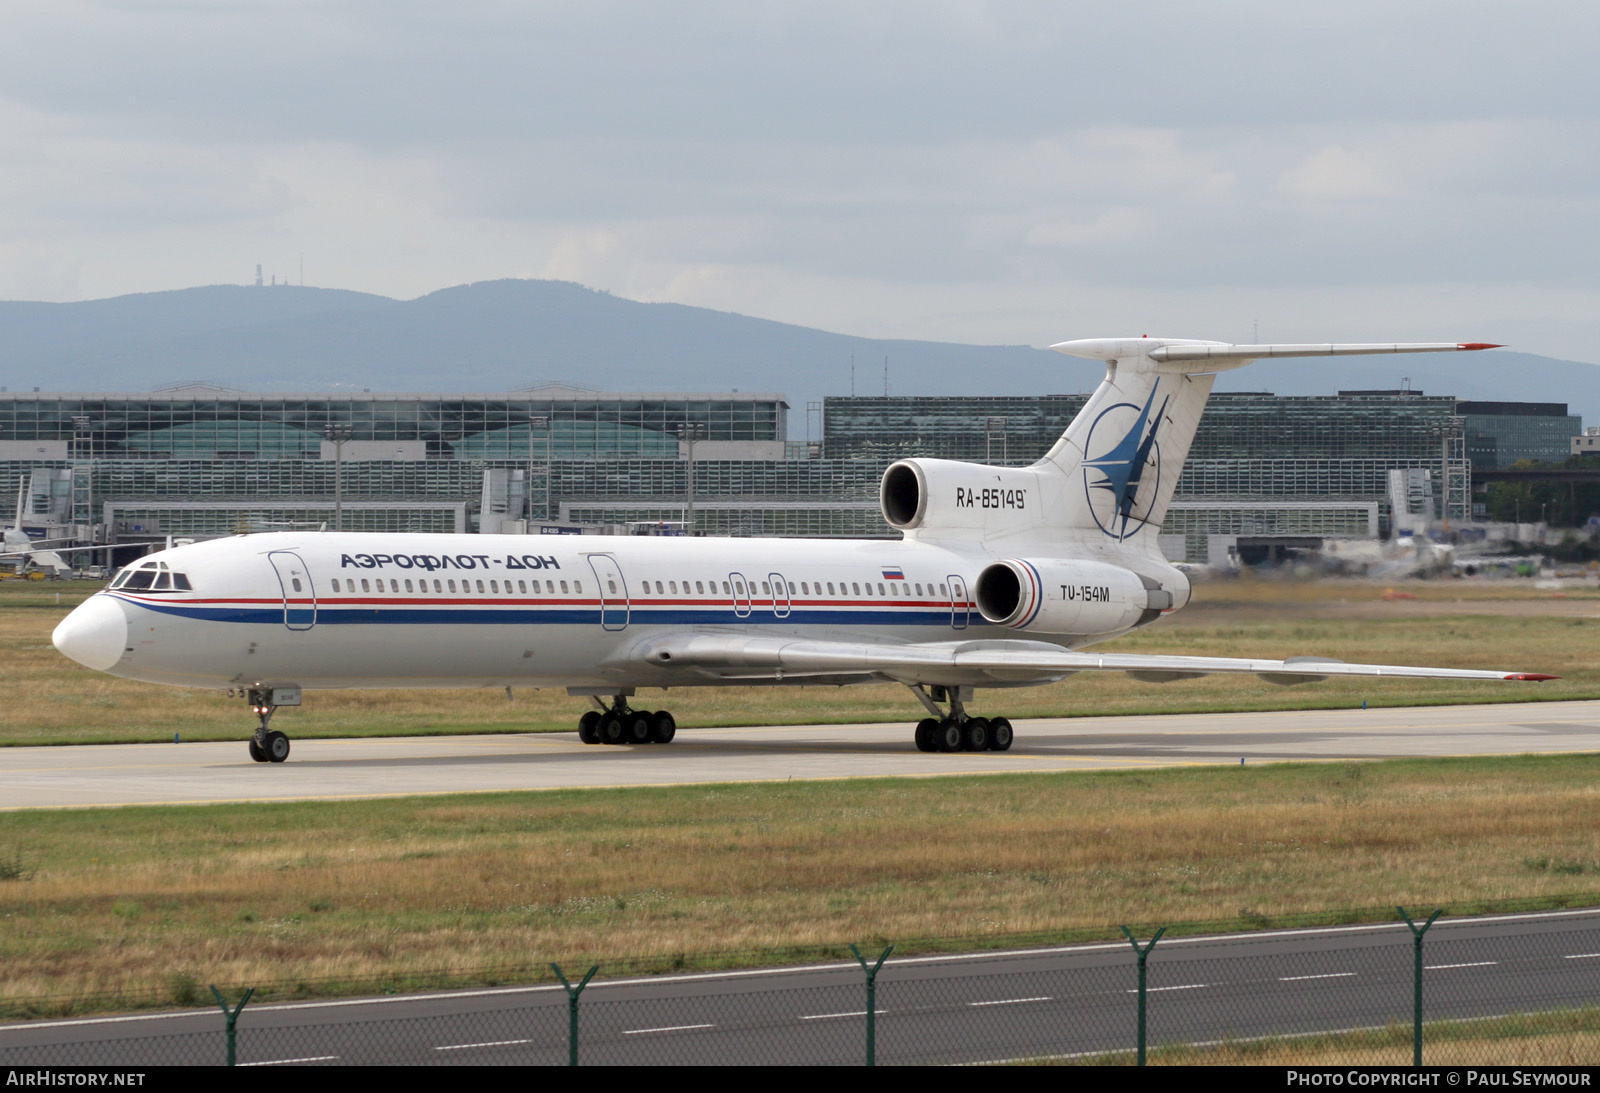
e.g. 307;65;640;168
241;687;295;763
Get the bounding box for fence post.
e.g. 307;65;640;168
1121;925;1166;1066
1398;907;1442;1067
551;963;598;1066
208;985;254;1067
849;942;893;1067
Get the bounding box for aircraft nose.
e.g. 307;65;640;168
52;595;130;672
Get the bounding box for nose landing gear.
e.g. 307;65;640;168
237;686;299;763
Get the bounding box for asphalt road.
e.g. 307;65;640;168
2;908;1596;1065
3;699;1598;810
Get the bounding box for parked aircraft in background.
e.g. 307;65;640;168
52;337;1554;763
3;483;114;577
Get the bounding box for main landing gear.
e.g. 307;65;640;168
577;695;678;746
237;686;298;763
908;684;1015;754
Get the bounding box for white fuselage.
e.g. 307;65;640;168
57;530;1176;693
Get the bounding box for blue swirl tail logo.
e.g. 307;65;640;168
1082;387;1167;541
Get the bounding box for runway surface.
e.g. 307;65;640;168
4;699;1599;810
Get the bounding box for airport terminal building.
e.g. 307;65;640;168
2;384;1581;564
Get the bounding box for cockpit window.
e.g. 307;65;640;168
110;562;193;592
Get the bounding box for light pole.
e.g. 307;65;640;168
675;422;706;535
528;415;549;526
322;424;353;531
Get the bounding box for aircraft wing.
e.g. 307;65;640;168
1;543;114;557
626;633;1556;687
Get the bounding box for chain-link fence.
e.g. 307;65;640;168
5;909;1600;1066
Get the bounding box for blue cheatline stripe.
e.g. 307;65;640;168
123;599;969;628
1019;560;1046;628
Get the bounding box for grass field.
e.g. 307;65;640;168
1065;1010;1600;1066
3;753;1600;1014
6;574;1598;746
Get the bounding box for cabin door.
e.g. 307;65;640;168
947;573;970;631
585;554;630;631
267;550;317;631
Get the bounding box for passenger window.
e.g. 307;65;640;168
404;579;413;592
560;581;568;593
475;580;484;593
390;579;399;592
292;578;303;592
722;581;730;594
915;583;923;595
879;583;886;596
670;581;678;593
447;580;457;593
827;582;835;595
607;580;617;593
490;580;498;593
761;581;770;594
695;581;704;594
331;578;341;592
940;583;948;596
574;581;582;593
360;579;370;593
434;579;442;592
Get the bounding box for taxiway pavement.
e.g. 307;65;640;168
3;699;1598;810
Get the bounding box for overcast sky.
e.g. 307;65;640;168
4;1;1599;362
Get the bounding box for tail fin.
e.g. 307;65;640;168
1037;338;1500;548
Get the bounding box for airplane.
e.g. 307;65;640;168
51;336;1556;764
3;481;115;577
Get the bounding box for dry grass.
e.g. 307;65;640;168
6;576;1599;746
1058;1010;1600;1065
3;753;1600;1013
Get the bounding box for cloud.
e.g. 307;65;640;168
1;1;1599;365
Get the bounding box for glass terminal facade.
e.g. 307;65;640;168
3;386;1581;563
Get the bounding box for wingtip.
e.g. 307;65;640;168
1505;673;1560;682
1458;343;1504;351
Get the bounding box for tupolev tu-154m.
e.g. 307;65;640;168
52;336;1556;763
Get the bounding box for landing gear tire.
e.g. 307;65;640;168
650;711;677;744
265;731;290;763
936;719;964;753
247;737;268;763
600;713;626;745
578;710;602;745
625;714;654;745
914;717;939;752
962;717;990;752
989;717;1014;752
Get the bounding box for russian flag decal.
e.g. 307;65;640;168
881;567;905;581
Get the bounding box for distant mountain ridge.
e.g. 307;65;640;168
7;279;1595;426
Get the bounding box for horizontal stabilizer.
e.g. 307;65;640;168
1148;342;1502;363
